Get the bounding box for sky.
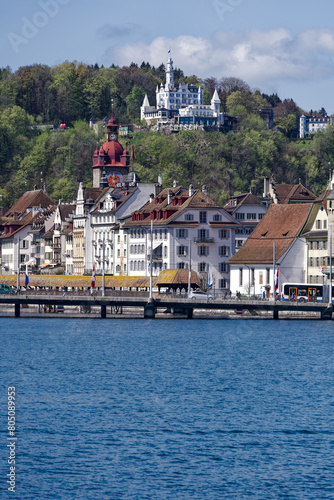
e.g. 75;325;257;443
2;0;334;113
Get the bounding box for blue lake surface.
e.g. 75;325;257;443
1;318;334;499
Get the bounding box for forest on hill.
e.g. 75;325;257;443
0;60;333;207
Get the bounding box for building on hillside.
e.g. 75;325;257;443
122;183;240;293
300;114;334;138
263;177;317;205
140;55;234;130
224;192;267;252
228;203;318;297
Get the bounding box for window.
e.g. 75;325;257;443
213;214;222;222
324;220;327;229
219;229;229;239
177;262;187;269
316;220;322;229
266;268;270;285
199;211;207;223
185;214;194;221
235;213;245;220
176;229;188;238
251;268;255;286
219;279;227;289
20;240;29;249
177;245;188;256
164;246;168;258
219;262;229;273
219;246;229;257
198;229;209;241
247;213;257;220
198;246;208;256
239;268;243;287
117;249;120;258
198;262;207;272
235;240;243;248
258;214;264;220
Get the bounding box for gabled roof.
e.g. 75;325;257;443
228;203;314;265
59;203;75;220
272;183;316;204
224;192;262;213
124;186;232;228
5;190;55;218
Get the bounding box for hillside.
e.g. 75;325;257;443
0;61;333;206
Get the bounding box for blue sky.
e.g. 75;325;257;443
2;0;334;113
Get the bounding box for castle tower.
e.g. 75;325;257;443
211;88;221;115
165;54;174;91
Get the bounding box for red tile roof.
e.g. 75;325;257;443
5;190;55;218
228;203;313;264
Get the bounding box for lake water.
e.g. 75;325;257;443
1;318;334;499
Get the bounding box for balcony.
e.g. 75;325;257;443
194;237;214;244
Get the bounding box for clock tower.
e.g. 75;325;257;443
92;117;131;188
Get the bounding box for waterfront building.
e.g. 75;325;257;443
123;183;239;292
228;203;318;297
0;189;55;275
72;183;102;275
88;179;161;276
262;177;317;205
224;192;267;252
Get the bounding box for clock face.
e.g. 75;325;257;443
107;172;123;187
110;134;116;140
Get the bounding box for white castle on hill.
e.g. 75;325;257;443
141;55;233;129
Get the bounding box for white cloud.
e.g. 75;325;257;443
111;28;334;87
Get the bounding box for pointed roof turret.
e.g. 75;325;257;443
211;88;220;103
142;94;150;107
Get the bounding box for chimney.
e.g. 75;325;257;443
149;193;154;203
154;183;162;197
202;184;207;195
173;179;178;188
158;173;162;185
168;190;173;204
263;177;270;197
189;184;194;197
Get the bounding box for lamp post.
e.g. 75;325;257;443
102;233;105;297
187;238;192;295
149;219;153;300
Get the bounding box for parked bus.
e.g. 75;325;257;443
281;283;334;302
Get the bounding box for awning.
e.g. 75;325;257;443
39;263;51;268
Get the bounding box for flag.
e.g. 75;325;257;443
208;265;213;288
131;144;135;164
275;267;279;291
91;263;95;288
25;263;29;287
